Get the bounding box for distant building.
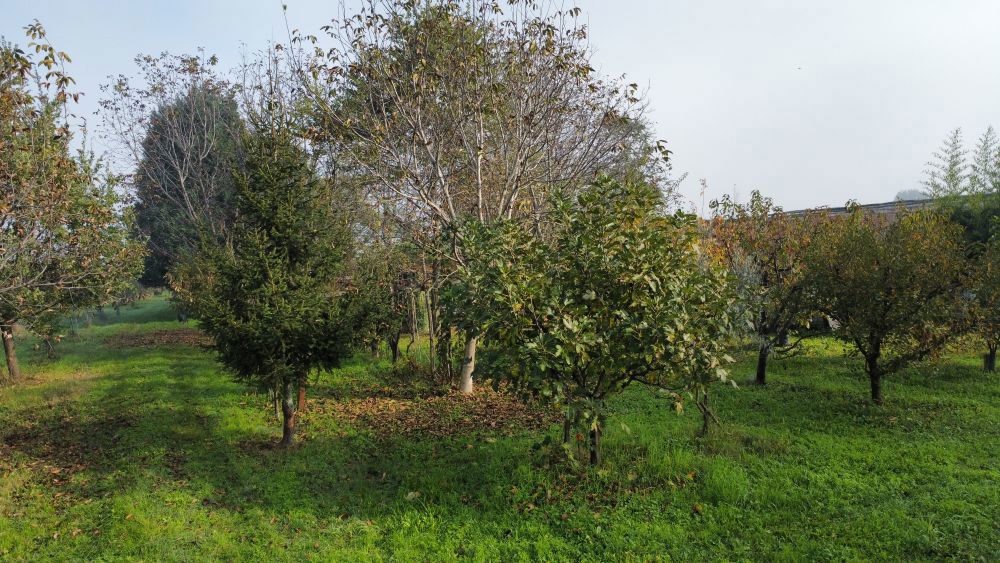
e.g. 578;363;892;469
784;199;932;220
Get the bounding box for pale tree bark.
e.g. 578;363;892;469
458;334;478;394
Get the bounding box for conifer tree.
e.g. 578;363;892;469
923;128;968;199
195;124;355;447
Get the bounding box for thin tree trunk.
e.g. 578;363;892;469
272;384;280;419
986;345;997;373
696;391;712;437
390;332;400;363
2;325;21;384
589;424;602;466
297;384;306;412
867;359;884;405
279;380;297;448
439;326;453;383
562;411;572;444
458;335;477;394
755;341;769;385
425;290;436;375
406;291;417;355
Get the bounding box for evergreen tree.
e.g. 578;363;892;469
923;128;968;199
969;125;1000;195
195;125;355;447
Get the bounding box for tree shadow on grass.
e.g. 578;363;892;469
2;343;556;540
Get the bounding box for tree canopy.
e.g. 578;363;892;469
448;177;741;464
805;208;968;404
1;22;144;383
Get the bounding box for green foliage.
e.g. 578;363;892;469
805;208;968;403
922;127;968;199
710;190;819;382
0;22;144;382
970;236;1000;367
194;125;355;442
1;299;997;560
968;125;1000;195
449;177;741;462
345;241;415;360
133;83;243;286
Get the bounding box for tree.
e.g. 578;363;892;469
971;236;1000;372
710;191;818;385
194;121;355;447
298;0;672;392
922;128;968;199
969;125;1000;196
448;177;740;465
895;189;928;201
100;52;243;286
805;207;967;404
347;241;415;363
1;22;144;384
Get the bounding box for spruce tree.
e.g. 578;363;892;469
196;125;354;447
969;126;1000;195
923;128;968;199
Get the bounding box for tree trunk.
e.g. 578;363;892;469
777;330;789;347
458;335;477;394
755;341;769;385
2;325;21;384
425;291;436;376
869;372;883;405
562;413;572;444
297;384;306;412
389;331;400;363
588;424;602;466
278;381;297;448
985;345;997;373
409;291;418;346
696;391;712;437
272;384;280;419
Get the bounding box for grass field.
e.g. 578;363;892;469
1;296;998;561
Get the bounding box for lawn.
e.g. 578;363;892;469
1;296;997;561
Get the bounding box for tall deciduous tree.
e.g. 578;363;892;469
806;208;967;404
1;22;144;384
100;52;243;286
448;177;740;465
195;118;355;447
710;191;818;385
297;0;672;392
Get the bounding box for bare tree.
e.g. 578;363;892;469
100;52;243;285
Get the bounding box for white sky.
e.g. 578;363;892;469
4;0;999;211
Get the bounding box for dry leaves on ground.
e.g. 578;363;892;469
104;329;212;349
311;387;559;439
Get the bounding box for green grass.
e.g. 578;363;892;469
1;296;998;561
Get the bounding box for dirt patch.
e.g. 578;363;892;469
311;388;559;439
104;328;212;349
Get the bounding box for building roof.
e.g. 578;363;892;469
783;199;931;217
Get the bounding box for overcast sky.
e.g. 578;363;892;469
4;0;999;211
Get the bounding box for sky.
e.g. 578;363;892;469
3;0;999;211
